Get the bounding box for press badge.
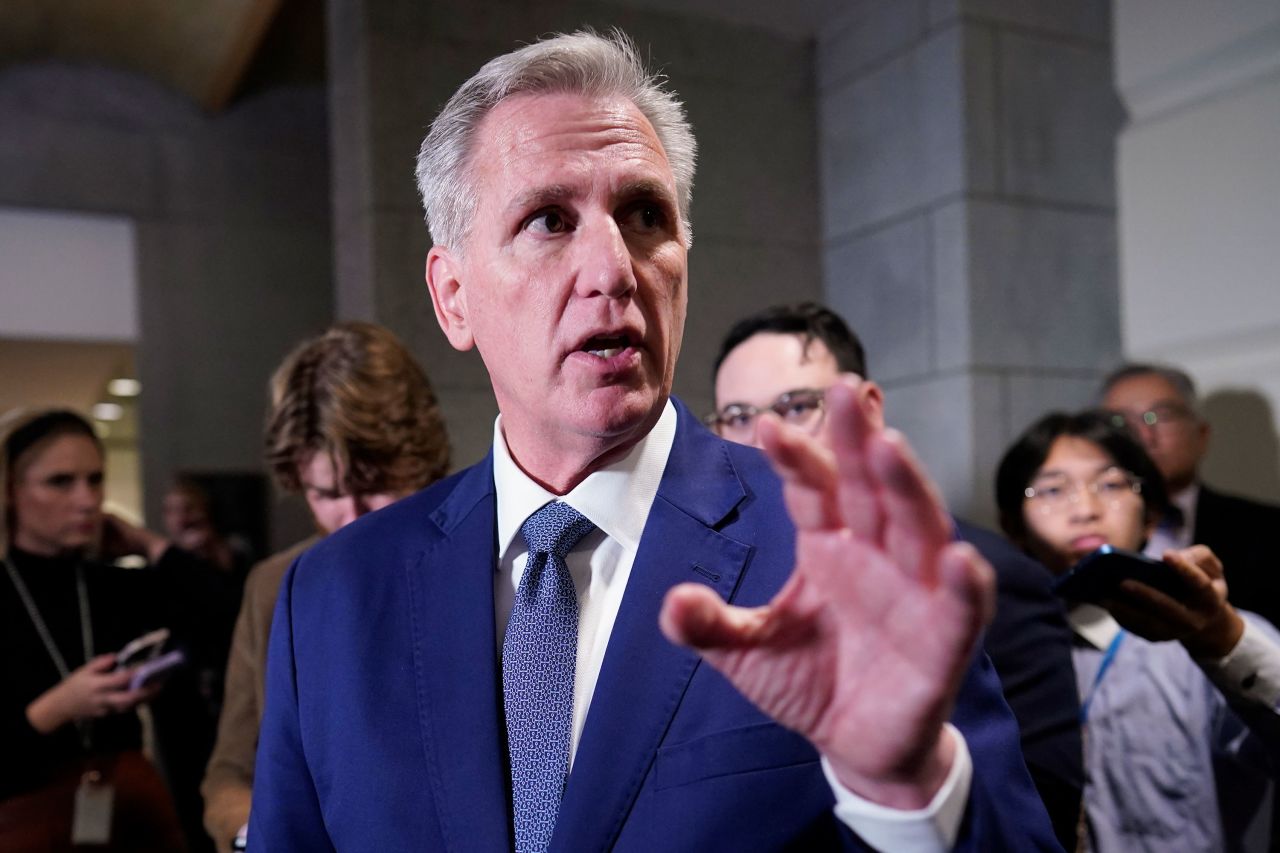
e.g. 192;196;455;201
71;770;114;845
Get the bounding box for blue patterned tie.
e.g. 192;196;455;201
503;501;596;853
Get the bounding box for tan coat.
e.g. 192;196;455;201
201;538;316;849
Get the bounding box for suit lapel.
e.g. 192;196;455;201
408;455;512;853
552;403;755;852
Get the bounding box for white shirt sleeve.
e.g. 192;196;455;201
819;723;971;852
1197;617;1280;709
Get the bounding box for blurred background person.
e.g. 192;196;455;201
996;409;1280;853
1102;363;1280;629
708;302;1085;850
0;408;219;852
200;321;450;852
161;477;253;578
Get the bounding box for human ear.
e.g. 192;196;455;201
426;246;475;352
858;379;887;431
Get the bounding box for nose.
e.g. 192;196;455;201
332;497;362;530
1068;487;1104;522
352;494;376;519
73;479;102;511
576;215;637;299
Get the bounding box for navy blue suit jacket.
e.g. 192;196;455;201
250;400;1060;851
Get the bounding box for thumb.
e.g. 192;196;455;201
659;583;767;651
85;654;119;674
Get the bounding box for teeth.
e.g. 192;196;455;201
588;348;623;358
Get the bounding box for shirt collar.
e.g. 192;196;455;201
1171;482;1200;527
1068;603;1123;650
492;399;678;560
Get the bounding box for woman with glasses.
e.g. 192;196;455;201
995;409;1280;853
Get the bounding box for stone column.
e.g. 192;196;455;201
817;0;1122;522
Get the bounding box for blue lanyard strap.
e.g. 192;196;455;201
1080;629;1126;724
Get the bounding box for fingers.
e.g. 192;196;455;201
1158;549;1225;611
866;429;954;584
759;416;841;531
1175;544;1223;579
84;653;119;673
826;379;885;541
659;583;771;651
932;543;996;663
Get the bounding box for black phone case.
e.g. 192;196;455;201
1052;545;1187;602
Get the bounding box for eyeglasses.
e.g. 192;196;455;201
1106;404;1195;433
704;388;826;441
1024;467;1143;514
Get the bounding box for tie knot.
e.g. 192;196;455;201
1160;504;1186;531
521;502;596;559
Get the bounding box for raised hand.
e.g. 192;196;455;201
1105;544;1244;658
100;512;171;564
660;377;995;808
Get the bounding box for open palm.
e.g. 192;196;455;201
660;379;995;807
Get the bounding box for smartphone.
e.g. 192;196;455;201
116;628;171;669
1052;545;1189;603
128;649;186;691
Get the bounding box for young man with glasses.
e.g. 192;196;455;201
996;408;1280;853
1101;364;1280;630
710;302;1086;851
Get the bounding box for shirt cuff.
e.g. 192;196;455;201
1198;617;1280;708
820;723;971;853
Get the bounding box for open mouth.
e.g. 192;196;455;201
580;333;635;359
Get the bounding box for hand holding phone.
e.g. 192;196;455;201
115;628;171;669
127;650;186;691
1052;545;1190;603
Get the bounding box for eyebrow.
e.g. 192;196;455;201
506;178;677;216
507;184;579;216
615;178;676;206
1033;462;1121;480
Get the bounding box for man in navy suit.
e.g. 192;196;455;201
249;30;1060;852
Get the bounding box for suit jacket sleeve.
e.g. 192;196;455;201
247;556;335;853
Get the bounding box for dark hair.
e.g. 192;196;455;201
712;302;868;383
1099;362;1199;412
995;410;1169;542
1;409;102;551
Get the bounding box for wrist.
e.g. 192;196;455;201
1184;606;1245;659
823;725;955;810
26;691;68;734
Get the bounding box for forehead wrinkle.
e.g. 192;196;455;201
476;94;674;196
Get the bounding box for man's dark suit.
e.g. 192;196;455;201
955;521;1083;851
250;401;1060;851
1194;485;1280;630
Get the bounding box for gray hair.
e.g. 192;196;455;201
1100;362;1201;414
414;29;697;251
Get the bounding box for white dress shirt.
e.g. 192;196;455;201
490;399;971;851
1143;483;1199;558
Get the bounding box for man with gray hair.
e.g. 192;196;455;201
1102;363;1280;628
250;30;1056;852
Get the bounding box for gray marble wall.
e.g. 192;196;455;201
0;63;333;549
817;0;1122;522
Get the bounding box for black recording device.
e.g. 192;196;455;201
1052;544;1189;603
